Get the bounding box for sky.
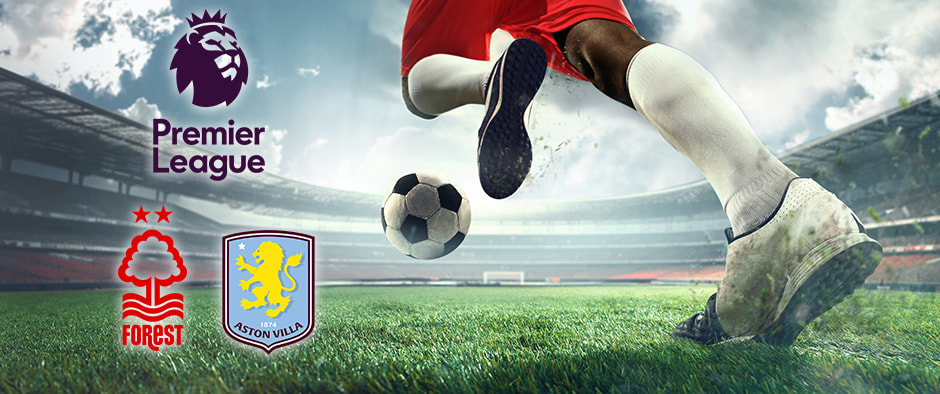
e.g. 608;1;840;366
1;0;939;203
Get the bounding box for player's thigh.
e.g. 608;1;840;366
557;18;653;105
401;0;497;77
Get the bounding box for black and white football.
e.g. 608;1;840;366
381;172;471;259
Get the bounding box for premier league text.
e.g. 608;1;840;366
152;118;266;181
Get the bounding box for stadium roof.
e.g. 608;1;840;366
1;66;937;221
780;95;940;189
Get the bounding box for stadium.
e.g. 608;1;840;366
1;66;938;290
2;64;940;392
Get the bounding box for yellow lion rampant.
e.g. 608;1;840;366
236;241;302;317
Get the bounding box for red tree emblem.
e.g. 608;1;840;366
118;229;187;321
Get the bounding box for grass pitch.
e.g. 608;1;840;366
1;285;939;392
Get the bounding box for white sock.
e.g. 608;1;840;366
408;54;492;116
626;44;797;235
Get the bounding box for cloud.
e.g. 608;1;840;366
647;0;940;141
302;138;329;154
519;73;703;198
315;121;476;198
252;128;287;174
0;0;181;95
282;100;481;199
256;74;273;89
784;129;813;151
824;14;940;130
118;97;161;125
210;126;287;175
297;67;320;77
356;0;410;48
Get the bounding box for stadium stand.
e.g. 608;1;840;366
0;66;938;289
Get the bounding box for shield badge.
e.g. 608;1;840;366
222;231;314;353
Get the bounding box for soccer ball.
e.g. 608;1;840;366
381;172;471;259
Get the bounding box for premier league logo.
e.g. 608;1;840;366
222;231;315;353
171;10;249;107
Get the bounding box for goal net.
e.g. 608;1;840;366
483;271;525;285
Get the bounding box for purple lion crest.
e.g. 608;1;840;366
171;10;248;107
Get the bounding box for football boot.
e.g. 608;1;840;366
716;177;882;345
477;38;546;199
672;293;729;345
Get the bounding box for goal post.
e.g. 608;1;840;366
483;271;525;285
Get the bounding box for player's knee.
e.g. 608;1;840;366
561;19;651;106
401;76;438;120
582;49;632;106
591;68;630;104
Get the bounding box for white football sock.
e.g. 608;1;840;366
626;44;797;234
408;54;492;116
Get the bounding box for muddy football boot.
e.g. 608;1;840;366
716;178;883;346
673;293;730;345
477;38;546;199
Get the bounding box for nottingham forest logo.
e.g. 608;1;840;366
119;206;186;351
223;231;315;353
171;10;248;107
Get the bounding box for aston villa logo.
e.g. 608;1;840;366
222;231;315;353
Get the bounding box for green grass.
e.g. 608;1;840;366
1;285;939;392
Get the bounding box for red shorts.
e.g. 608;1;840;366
401;0;635;81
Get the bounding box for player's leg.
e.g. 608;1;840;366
400;0;495;119
475;39;546;199
551;19;650;108
556;18;881;345
403;55;492;118
402;41;548;199
400;0;546;199
557;19;796;232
